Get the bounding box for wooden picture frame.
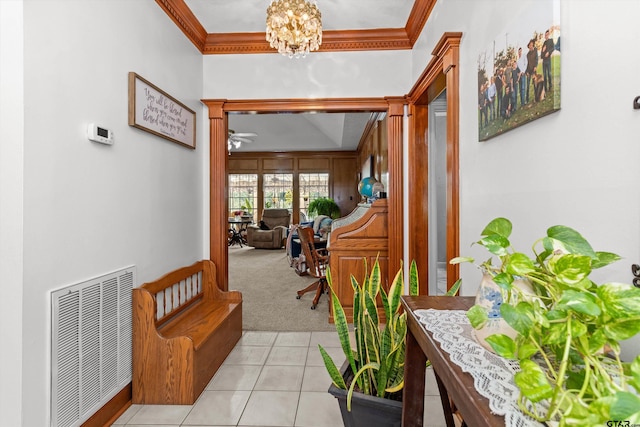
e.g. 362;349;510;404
128;72;196;149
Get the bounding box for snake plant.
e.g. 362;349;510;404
319;258;460;411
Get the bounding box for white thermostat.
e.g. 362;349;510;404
87;123;114;145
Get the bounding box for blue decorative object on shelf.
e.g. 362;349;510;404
473;273;534;353
358;176;378;198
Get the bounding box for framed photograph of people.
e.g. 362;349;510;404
477;0;561;141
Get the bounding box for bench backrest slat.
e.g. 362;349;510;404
154;271;203;323
140;262;206;326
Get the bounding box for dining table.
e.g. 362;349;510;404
227;217;253;247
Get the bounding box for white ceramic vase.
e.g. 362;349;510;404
473;273;533;353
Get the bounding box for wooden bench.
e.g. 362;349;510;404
132;260;242;404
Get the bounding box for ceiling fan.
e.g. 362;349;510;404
228;129;257;151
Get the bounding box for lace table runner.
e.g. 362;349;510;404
414;309;543;427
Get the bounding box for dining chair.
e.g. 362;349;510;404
295;226;329;310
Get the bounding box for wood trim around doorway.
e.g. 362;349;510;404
202;98;402;291
406;32;462;294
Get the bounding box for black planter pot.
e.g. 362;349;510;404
327;361;402;427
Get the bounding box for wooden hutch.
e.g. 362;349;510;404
327;199;389;322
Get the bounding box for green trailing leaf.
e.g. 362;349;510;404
515;359;554;402
481;217;512;238
477;234;511;256
545;317;569;345
485;334;516;359
500;302;534;336
588;329;608;354
592;251;622;269
598;283;640;318
516;341;538;359
505;252;536;275
466;304;488;329
492;272;513;292
546;225;596;258
547;254;592;285
610;392;640;421
604;318;640;341
557;289;601;316
568;319;587;338
449;256;474;265
458;217;640;426
628;356;640;391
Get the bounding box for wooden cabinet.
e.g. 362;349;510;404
327;199;388;322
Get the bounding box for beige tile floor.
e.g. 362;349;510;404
112;331;447;427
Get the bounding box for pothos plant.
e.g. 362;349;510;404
319;258;460;411
451;217;640;426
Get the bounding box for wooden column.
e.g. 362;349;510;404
407;103;429;295
439;37;461;291
203;100;228;290
385;97;406;284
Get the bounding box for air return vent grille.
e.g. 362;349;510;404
51;266;135;427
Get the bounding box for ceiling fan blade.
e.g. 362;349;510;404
231;136;254;144
233;132;257;138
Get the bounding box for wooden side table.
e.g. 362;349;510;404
401;296;505;427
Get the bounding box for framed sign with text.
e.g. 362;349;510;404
128;72;196;149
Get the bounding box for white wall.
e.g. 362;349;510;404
203;50;413;99
413;0;640;359
20;1;204;425
0;1;24;425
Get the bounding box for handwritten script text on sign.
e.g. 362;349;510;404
134;78;194;147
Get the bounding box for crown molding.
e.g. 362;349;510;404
405;0;437;45
158;0;434;55
155;0;207;51
203;28;411;55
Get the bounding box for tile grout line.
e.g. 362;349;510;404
235;332;278;426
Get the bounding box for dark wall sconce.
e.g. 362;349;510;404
633;96;640;109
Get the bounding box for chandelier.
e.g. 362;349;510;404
266;0;322;58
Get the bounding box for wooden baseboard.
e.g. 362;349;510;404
81;383;132;427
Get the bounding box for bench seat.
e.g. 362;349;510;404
159;299;241;349
132;260;242;405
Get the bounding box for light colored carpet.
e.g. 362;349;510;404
228;245;335;331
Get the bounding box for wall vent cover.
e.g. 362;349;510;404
51;266;135;427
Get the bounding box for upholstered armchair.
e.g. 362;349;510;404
246;208;291;249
